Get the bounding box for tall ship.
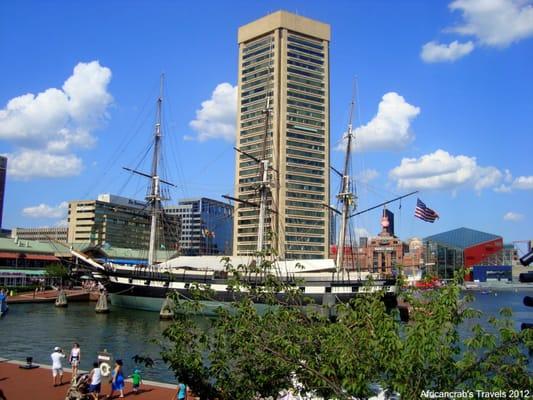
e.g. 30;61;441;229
72;73;401;314
73;12;406;313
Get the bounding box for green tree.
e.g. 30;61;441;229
160;260;533;400
45;262;69;286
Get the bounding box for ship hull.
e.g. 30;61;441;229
99;271;398;315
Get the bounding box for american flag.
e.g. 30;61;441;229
415;198;439;223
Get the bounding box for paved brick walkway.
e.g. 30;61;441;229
0;359;176;400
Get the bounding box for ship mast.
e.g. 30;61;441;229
336;90;357;274
147;74;164;266
255;37;275;254
257;94;272;253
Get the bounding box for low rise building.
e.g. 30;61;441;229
424;227;506;280
0;237;67;287
11;227;68;243
68;194;180;250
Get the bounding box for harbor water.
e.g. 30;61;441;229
1;288;532;384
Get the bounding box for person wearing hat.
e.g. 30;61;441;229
50;346;65;386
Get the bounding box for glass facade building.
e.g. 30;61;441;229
234;11;330;260
165;198;233;256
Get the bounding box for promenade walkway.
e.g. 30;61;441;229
0;359;176;400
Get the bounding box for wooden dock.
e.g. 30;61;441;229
7;289;93;304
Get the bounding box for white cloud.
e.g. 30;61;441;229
22;201;68;219
421;0;533;62
420;40;474;62
356;169;379;183
337;92;420;152
449;0;533;47
188;83;237;142
494;174;533;192
7;150;83;179
494;184;512;193
503;211;524;221
0;61;112;179
389;149;503;192
512;175;533;190
55;219;69;227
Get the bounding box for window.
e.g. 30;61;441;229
287;35;324;50
287;51;323;65
287;67;323;81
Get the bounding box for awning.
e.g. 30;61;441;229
0;252;59;261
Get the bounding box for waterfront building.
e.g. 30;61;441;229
424;227;506;280
11;227;68;243
165;197;233;256
234;11;330;260
0;156;6;229
0;237;65;287
68;194;180;250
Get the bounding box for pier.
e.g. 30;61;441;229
7;289;96;304
0;358;177;400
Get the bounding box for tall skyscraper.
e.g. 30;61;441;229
0;156;6;229
233;11;330;260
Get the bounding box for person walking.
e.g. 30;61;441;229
50;346;65;386
129;368;142;394
108;359;125;399
69;342;81;381
174;381;187;400
88;362;102;400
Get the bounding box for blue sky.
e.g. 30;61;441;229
0;0;531;248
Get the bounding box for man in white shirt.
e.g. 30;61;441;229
50;346;65;386
88;362;103;400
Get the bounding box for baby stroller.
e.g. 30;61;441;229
65;373;91;400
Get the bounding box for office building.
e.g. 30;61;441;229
165;197;233;255
12;227;68;243
68;194;179;250
382;209;394;237
0;156;6;229
234;11;330;259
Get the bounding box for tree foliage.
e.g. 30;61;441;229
45;262;69;279
160;260;533;399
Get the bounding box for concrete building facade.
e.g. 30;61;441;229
68;194;180;250
234;11;330;260
11;227;68;243
165;198;233;256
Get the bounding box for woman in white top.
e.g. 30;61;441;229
69;343;81;380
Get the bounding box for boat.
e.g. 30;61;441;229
71;75;398;314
